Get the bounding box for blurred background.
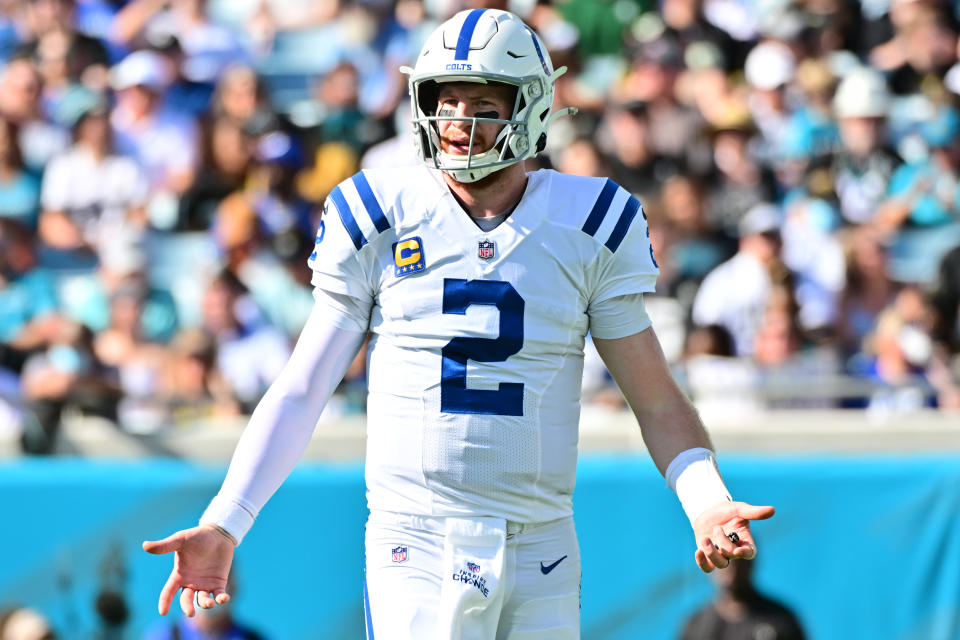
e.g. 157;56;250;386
0;0;958;638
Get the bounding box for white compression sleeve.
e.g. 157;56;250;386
200;293;368;543
665;447;732;527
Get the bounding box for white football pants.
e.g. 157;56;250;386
364;511;581;640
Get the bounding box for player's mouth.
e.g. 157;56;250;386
444;137;482;155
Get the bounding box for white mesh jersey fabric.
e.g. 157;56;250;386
311;165;659;523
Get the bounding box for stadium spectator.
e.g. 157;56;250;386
0;606;55;640
875;102;960;236
703;102;776;237
209;64;275;130
780;58;838;167
556;136;612;178
780;195;846;334
653;172;733;301
0;219;59;353
108;49;199;218
596;101;663;202
20;320;118;453
679;556;806;640
618;33;705;172
869;0;956;94
14;0;110;89
752;284;842;408
38;91;148;259
111;0;249;86
838;227;897;356
310;61;368;154
930;245;960;356
198;270;289;410
0;114;41;228
211;181;314;338
158;328;239;426
679;323;763;419
692;203;788;356
142;572;264;640
829;66;899;226
743;40;795;169
177;115;252;231
0;56;69;172
851;285;939;410
242;127;312;238
93;277;174;433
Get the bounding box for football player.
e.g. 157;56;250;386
144;9;775;639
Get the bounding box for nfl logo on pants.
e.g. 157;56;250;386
478;239;495;260
392;546;407;563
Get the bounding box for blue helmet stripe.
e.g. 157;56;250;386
455;9;487;60
581;179;618;237
352;171;390;233
526;27;550;75
605;195;642;253
330;185;367;250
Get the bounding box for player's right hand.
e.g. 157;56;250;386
692;501;775;573
142;524;237;617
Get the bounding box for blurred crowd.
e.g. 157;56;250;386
0;0;959;454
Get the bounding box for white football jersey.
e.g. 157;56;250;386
309;166;658;523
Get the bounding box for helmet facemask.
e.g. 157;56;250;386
401;9;576;183
411;75;548;183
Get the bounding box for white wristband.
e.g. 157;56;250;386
200;495;256;545
665;447;732;527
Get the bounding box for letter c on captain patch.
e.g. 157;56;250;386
393;236;426;277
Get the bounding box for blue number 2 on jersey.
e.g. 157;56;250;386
441;278;524;416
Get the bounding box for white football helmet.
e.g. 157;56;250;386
400;9;576;183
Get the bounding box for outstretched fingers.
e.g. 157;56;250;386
735;503;776;521
143;532;183;556
158;571;181;616
198;589;230;609
696;536;728;571
180;587;197;617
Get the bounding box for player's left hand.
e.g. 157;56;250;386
692;501;775;573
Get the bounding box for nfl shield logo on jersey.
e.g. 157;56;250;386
477;239;495;260
467;562;480;574
392;546;408;563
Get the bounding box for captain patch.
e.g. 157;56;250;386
393;236;426;277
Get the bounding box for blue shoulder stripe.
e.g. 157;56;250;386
605;195;642;253
351;171;390;233
581;178;618;237
455;9;487;60
329;185;367;251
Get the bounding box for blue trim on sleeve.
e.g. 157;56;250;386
581;179;618;237
352;171;391;233
330;185;367;251
605;196;642;253
455;9;487;60
364;568;374;639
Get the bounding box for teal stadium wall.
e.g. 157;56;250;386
2;456;959;639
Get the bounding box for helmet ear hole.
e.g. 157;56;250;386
417;80;440;116
536;133;547;153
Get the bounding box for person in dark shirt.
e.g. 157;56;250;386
679;556;806;640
